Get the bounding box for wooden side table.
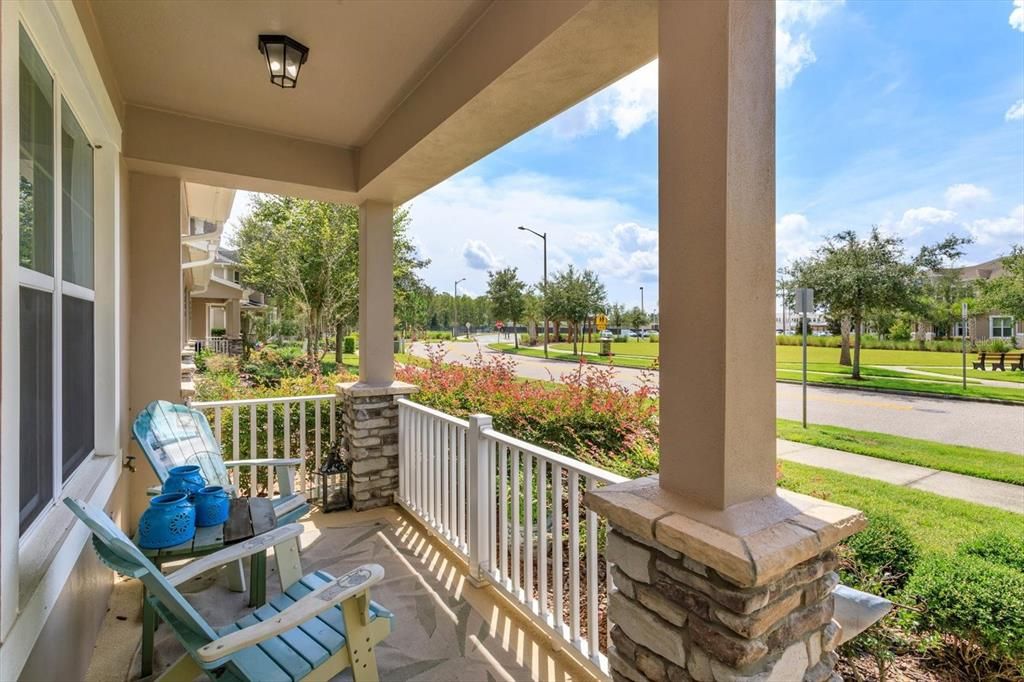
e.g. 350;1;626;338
135;498;276;677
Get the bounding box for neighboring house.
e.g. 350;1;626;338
775;310;828;335
914;256;1023;344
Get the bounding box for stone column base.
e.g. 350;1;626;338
585;477;865;682
337;381;418;512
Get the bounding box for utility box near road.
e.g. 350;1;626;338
600;339;613;356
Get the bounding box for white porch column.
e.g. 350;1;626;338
358;200;395;385
587;4;868;681
658;0;777;509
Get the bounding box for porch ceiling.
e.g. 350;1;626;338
85;0;491;148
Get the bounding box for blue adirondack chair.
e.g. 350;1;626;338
65;498;393;682
133;400;309;525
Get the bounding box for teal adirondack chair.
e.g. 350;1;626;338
133;400;309;525
65;498;393;682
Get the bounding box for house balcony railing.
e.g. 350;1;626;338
195;336;236;355
397;398;627;677
191;394;338;502
191;391;625;677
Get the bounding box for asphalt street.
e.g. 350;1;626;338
408;335;1024;455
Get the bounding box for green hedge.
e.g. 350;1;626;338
776;334;966;353
906;553;1024;666
343;335;356;354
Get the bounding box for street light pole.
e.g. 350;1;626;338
640;286;645;316
454;277;465;339
518;226;548;358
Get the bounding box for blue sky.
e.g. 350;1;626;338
231;1;1024;313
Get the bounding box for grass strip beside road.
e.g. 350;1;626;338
909;366;1024;384
778;461;1023;554
488;343;657;369
776;369;1023;403
777;419;1024;486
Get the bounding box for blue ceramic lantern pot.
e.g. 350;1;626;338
162;465;206;497
194;486;231;527
138;493;196;549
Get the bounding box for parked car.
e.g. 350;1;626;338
599;330;614;340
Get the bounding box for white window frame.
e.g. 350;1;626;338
1;1;123;672
990;316;1014;339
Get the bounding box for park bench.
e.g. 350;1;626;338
65;497;392;682
993;352;1024;371
973;351;1024;371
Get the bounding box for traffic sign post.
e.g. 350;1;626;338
795;288;814;429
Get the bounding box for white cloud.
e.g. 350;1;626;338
462;240;501;271
551;61;658;139
1011;0;1024;31
1006;99;1024;121
966;204;1024;244
586;222;659;283
405;172;657;305
896;206;959;237
944;183;992;209
776;213;818;264
776;0;844;89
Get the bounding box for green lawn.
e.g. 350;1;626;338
774;344;967;367
778;462;1024;556
776;362;970;383
551;341;661;357
909;366;1024;384
776;368;1023;402
490;343;657;369
777;419;1024;485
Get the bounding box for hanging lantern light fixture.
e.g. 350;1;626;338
257;34;309;88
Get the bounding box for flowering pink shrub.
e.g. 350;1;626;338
397;344;660;477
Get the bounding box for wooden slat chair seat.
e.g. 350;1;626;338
1010;353;1024;372
65;498;393;682
133;400;309;525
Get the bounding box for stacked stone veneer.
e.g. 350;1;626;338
586;477;865;682
606;529;842;682
338;381;418;512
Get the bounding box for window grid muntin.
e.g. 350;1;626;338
17;24;96;540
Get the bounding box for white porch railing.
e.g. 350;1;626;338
192;394;337;500
196;337;232;355
397;398;627;677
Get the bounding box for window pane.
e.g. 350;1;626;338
18;27;54;275
62;296;94;480
20;287;54;534
61;99;94;288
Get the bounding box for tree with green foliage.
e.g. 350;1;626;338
626;306;648;333
980;245;1024;321
487;267;526;348
544;266;607;354
790;229;969;379
234;195;427;360
608;303;625;329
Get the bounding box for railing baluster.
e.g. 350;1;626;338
538;458;548;620
569;470;581;645
525;452;533;610
499;445;509;583
300;400;308;501
441;421;449;536
267;402;275;495
488;438;497;578
231;407;240;489
214;407;222;447
284;401;293;495
512;447;521;597
448;421;456;539
329;397;336;443
586;477;599;659
314;399;322;483
458;426;467;552
553;463;563;632
248;404;257;497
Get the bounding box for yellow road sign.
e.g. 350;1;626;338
595;314;608;331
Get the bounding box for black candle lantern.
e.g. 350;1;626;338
318;441;351;513
257;34;309;88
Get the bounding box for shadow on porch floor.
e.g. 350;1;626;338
85;507;597;682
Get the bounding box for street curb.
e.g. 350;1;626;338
775;378;1023;407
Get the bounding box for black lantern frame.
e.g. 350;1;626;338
318;441;352;513
257;34;309;89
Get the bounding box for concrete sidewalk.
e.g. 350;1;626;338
777;439;1024;513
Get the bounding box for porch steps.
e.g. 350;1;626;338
180;341;199;400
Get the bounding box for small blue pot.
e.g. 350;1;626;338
162;465;206;497
194;486;231;527
138;493;196;549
